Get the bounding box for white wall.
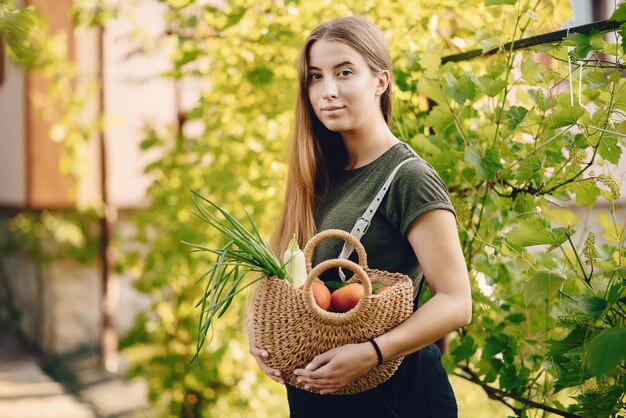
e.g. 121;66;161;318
0;51;26;206
104;0;176;209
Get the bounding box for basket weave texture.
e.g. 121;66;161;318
253;229;414;394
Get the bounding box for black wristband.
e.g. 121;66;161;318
369;338;383;366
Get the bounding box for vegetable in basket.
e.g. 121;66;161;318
184;191;289;361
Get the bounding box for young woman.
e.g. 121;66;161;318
247;15;472;418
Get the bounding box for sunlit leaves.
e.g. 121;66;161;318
167;0;193;8
597;134;622;164
569;180;602;208
523;270;567;305
424;106;454;132
443;72;476;105
503;106;528;130
515;154;543;182
608;3;626;22
544;95;585;128
565;31;604;59
506;218;569;247
464;147;503;181
0;3;42;67
417;78;446;105
477;76;506;97
485;0;517;5
480;37;501;54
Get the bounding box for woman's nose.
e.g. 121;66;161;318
321;78;338;100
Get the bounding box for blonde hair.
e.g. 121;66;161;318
269;15;393;257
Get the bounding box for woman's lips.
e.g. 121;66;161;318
321;106;345;114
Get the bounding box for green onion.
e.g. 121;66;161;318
185;191;288;362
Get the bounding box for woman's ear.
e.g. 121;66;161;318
376;69;390;96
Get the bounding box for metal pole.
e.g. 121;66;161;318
442;19;624;64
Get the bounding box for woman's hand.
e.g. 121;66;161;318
247;323;284;385
293;343;378;394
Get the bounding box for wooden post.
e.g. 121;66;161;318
96;22;118;372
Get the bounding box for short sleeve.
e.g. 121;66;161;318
383;158;456;237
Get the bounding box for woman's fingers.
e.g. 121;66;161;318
247;325;284;384
249;345;284;384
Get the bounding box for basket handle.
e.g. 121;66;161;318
303;229;368;271
303;258;372;315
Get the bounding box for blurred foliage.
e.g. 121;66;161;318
3;0;626;416
118;0;625;416
0;210;100;264
1;0;105;203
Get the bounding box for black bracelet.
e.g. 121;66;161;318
369;338;383;366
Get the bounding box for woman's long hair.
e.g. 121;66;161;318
269;15;393;257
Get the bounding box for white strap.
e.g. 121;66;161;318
338;156;419;280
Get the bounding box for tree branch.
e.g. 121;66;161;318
455;365;583;418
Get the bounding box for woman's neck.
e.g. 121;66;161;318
341;122;399;170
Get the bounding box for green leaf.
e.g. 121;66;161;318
506;219;569;247
608;3;626;22
512;192;535;214
422;53;441;78
505;313;526;324
598;134;622;164
483;334;517;363
523;270;567;305
464;148;503;181
515;154;543;181
411;134;442;155
477;76;506;97
612;81;626;112
566;32;593;59
503;106;528;130
443;73;476;105
584;327;626;375
544;98;585;128
620;23;626;54
548;327;587;356
245;66;274;85
167;0;192;7
424;106;454;133
577;296;607;320
569;180;602;208
485;0;517;5
480;37;501;54
606;280;626;308
451;335;477;362
521;56;547;83
418;78;446;105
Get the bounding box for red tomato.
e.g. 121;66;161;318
331;283;364;313
300;281;331;311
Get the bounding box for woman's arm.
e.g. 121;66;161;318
294;209;471;393
375;208;472;360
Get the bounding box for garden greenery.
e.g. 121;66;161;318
3;0;625;416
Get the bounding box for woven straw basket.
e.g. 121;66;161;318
253;229;414;395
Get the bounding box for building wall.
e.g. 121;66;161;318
0;47;26;207
104;0;176;208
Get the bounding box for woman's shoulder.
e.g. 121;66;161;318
392;146;442;182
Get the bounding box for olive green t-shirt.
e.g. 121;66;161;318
313;142;456;289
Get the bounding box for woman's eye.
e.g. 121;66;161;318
338;70;352;77
309;73;321;80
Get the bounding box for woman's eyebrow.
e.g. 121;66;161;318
307;60;354;71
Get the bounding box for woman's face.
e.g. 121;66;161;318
307;39;386;134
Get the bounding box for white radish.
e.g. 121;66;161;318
283;234;307;288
